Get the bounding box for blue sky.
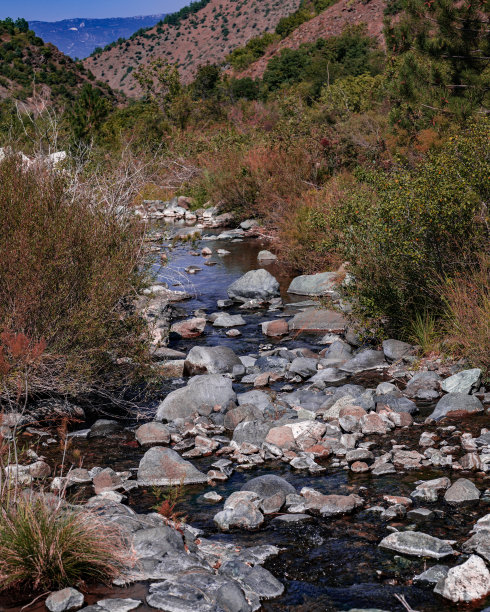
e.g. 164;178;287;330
0;1;189;22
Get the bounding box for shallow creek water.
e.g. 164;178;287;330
3;224;489;612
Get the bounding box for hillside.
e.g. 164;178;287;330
31;15;167;60
0;18;117;108
235;0;387;80
84;0;302;95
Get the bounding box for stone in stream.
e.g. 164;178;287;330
135;422;170;446
96;600;141;612
241;474;295;501
441;368;481;395
289;357;318;378
404;371;441;401
462;530;490;562
414;565;449;585
378;531;454;559
300;487;363;516
257;250;277;262
340;349;388;374
214;491;264;531
170;317;206;338
320;339;352;367
89;419;122;438
184;345;242;375
137;447;208;486
232;420;273;447
156;374;236;421
261;319;289;337
288;308;348;334
45;588;84;612
434;554;490;602
411;477;451;502
227;269;280;303
212;313;246;327
287;272;339;297
444;478;481;505
237;390;273;412
429;392;484;421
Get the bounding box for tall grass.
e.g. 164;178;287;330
0;494;130;593
0;153;150;399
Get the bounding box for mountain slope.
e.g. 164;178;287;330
31;15;167;60
84;0;302;95
236;0;387;80
0;19;117;108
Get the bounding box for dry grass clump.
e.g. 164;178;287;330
0;493;130;593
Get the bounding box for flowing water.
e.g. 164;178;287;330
2;223;489;612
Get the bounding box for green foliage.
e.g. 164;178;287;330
228;77;260;100
263;26;383;97
192;64;221;99
226;32;279;71
275;8;312;38
384;0;490;129
68;83;110;143
338;119;490;331
320;73;385;115
162;0;213;27
134;58;182;116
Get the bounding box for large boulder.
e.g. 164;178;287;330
232;420;272;446
340;350;388;374
434;555;490;602
241;474;295;500
444;478;480;505
405;371;441;401
214;491;264;531
45;589;84;612
287;272;338;297
170;317;206;338
382;339;414;362
288;308;348;334
156;374;236;421
227;269;280;303
429;393;484;421
137;447;208;486
184;345;242;375
135;422;170;446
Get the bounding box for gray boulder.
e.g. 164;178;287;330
379;531;454;559
213;313;246;328
227;269;280;303
405;371;441;401
382;339;414;362
340;350;388;374
156;374;236;421
429;393;484;421
45;588;84;612
96;600;141;612
214;491;264;531
241;474;295;501
441;369;481;395
232;420;273;446
287;272;338;297
444;478;480;505
135;422;170;446
184;345;242;375
289;357;318;378
434;554;490;602
137;447;208;486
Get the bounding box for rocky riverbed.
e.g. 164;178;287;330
1;217;489;612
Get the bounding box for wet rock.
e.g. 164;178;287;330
232;420;272;447
441;368;481;395
289;357;318;378
392;450;424;469
371;462;396;476
265;421;326;451
170;317;206;339
261;319;289;337
257;250;277;262
227;269;280;303
360;413;388;435
434;555;490;602
411;477;451;502
376;395;418;414
462;530;490;562
45;588;84;612
387;412;414;427
135;422;170;446
382;339;414;362
240;219;259;230
429;392;484;421
93;468;123;494
340;350;388;374
379;531;454;559
407;508;435;522
272;513;312;524
444;478;481;505
137;447;208;486
89;419;122;438
320;340;352;366
460;452;484;471
214;491;264;531
405;371;441;401
241;474;295;500
96;600;141;612
219;559;284;601
156;374;236;421
213;313;246;328
288;308;348;334
184;345;242;375
414;565;449;585
301;487;363;516
287;272;339;297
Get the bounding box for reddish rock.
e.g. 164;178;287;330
360;413;388;435
350;461;369;473
261;320;289;337
135;422;170;446
93;468;123;494
171;317;206;338
393;449;424;469
387;412;413;427
384;495;413;507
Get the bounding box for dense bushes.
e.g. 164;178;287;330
0;155;149;398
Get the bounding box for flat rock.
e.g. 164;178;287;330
96;600;141;612
414;565;449;585
340;350;387;374
462;531;490;562
170;317;206;338
382;339;414;362
288;308;348;334
405;371;441;401
137;447;208;486
213;313;246;328
411;477;451;503
261;319;289;337
434;554;490;602
46;588;84;612
379;531;454;559
135;422;170;446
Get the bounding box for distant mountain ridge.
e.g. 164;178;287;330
30;15;167;59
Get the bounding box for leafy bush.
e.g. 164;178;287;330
0;495;129;593
226;32;279;71
0;154;149;398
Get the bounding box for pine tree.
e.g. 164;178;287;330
384;0;489;129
